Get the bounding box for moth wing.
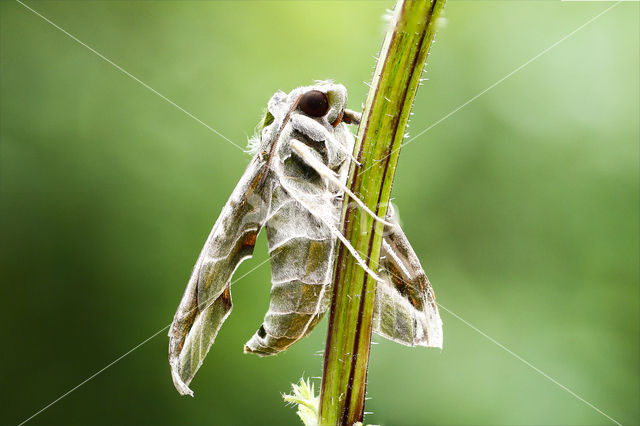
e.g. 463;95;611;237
168;154;270;396
373;213;443;348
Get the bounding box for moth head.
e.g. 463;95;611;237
263;82;348;128
252;83;354;166
293;82;348;127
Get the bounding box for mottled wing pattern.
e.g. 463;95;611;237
373;213;443;348
244;181;336;356
168;153;270;396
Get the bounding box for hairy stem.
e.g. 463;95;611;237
319;1;446;424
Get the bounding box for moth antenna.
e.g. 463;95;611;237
290;140;392;227
349;152;362;167
319;210;384;285
313;210;383;283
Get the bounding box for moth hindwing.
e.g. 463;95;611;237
168;81;442;396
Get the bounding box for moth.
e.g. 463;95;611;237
169;81;442;396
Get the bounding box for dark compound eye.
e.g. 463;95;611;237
298;90;329;117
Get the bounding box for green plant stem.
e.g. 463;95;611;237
318;1;446;424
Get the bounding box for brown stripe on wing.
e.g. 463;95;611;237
372;214;442;348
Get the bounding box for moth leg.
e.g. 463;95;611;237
290;139;392;227
373;207;442;348
343;109;362;126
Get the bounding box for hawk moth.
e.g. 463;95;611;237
168;81;442;396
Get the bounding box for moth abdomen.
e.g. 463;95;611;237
245;192;336;356
244;312;325;357
267;280;330;315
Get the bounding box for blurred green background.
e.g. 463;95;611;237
1;1;638;425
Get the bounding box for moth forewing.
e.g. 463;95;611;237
168;136;271;396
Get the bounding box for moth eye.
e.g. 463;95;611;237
299;90;329;118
